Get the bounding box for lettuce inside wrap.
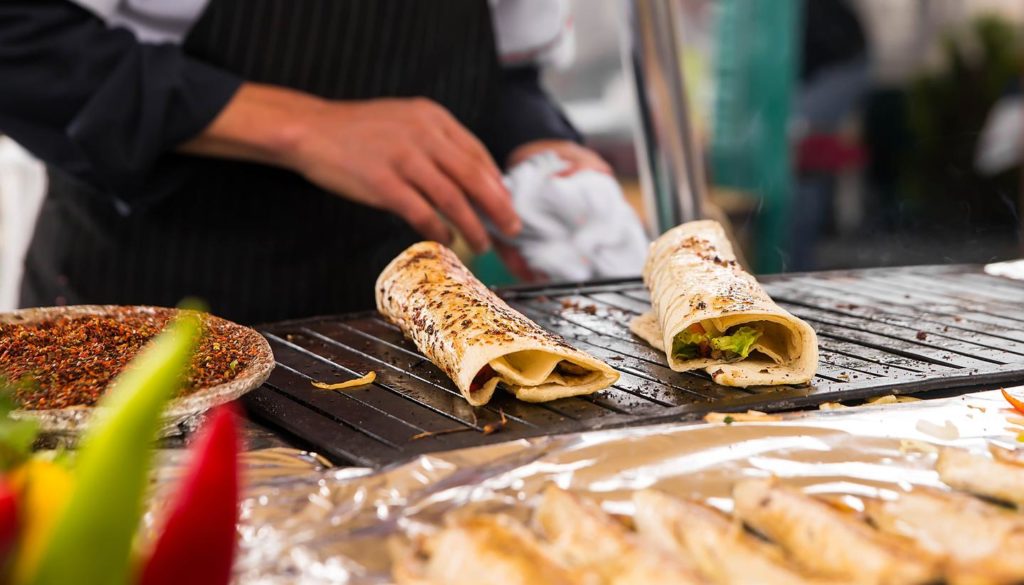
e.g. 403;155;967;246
671;324;762;361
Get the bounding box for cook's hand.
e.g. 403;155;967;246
181;84;520;252
506;140;612;177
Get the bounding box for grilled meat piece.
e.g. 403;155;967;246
537;486;707;585
865;488;1024;585
633;490;839;585
732;478;942;585
988;443;1024;467
937;447;1024;508
391;514;584;585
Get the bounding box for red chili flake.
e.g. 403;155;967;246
0;308;253;410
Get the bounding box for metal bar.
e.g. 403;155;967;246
623;0;705;233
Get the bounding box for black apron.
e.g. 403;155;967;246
21;0;499;325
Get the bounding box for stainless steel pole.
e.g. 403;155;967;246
622;0;706;235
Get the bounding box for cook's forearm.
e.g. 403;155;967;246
178;82;327;171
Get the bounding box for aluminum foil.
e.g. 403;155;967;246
158;387;1023;584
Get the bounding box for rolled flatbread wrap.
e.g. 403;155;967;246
376;242;618;406
629;220;817;386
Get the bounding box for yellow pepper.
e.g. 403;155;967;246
7;460;72;585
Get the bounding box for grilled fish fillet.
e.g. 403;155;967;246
937;447;1024;507
536;486;707;585
391;514;585;585
865;488;1024;585
633;490;838;585
732;478;942;585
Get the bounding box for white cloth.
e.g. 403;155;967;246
490;0;575;68
0;138;47;310
985;259;1024;281
66;0;210;43
975;96;1023;176
500;152;649;282
69;0;575;56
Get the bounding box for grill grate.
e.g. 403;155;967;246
244;265;1024;467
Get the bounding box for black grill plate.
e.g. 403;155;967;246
245;265;1024;467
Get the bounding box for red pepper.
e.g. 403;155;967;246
0;478;17;572
138;405;241;585
1002;388;1024;416
470;365;496;393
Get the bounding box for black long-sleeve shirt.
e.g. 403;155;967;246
0;0;578;211
0;1;240;206
1;0;581;323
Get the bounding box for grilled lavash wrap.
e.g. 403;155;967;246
376;242;618;406
629;220;817;386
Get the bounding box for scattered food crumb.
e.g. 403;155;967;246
866;395;921;406
915;419;960;440
704;410;783;423
312;371;376;390
559;299;598;315
915;331;928;341
819;402;849;411
900;439;939;454
1006;415;1024;428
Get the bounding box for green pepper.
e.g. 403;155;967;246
28;313;200;585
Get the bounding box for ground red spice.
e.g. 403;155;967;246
0;308;256;410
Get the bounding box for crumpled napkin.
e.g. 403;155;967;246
498;151;649;281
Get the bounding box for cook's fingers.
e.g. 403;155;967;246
376;171;451;245
554;145;613;177
429;135;520;238
400;156;490;252
432;105;504;183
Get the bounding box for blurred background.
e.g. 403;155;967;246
1;0;1023;304
547;0;1024;274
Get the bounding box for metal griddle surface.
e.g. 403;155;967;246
244;265;1024;467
